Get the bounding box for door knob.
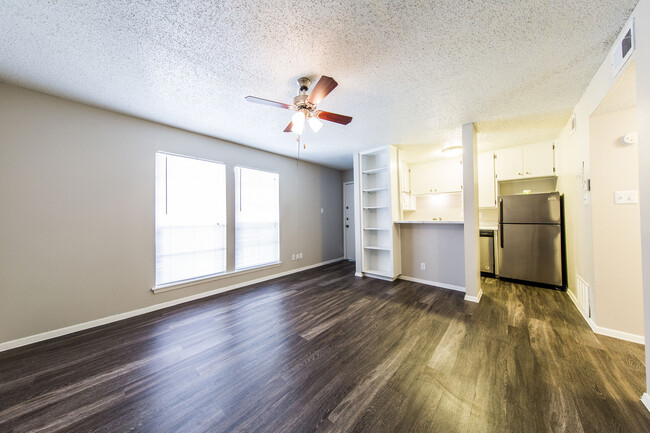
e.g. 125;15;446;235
346;225;350;228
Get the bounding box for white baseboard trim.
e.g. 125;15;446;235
0;257;345;353
354;272;363;278
464;289;483;303
398;275;466;293
566;288;645;345
642;393;650;413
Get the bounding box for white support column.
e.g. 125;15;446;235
462;122;482;302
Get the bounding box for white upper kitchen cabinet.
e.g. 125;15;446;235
494;146;524;181
478;152;496;208
522;141;556;177
411;157;463;195
495;141;555;181
399;160;411;193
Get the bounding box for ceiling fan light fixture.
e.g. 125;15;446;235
308;116;322;132
291;110;306;134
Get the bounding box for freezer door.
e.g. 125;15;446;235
499;223;562;286
499;192;561;224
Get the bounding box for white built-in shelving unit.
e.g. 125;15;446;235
356;146;401;280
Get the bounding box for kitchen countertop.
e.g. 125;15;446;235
395;220;464;225
394;220;499;230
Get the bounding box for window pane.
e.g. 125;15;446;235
235;167;280;270
155;153;226;285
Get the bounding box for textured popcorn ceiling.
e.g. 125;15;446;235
0;0;638;169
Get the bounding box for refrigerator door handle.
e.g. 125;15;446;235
499;199;504;248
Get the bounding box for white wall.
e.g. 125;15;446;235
555;6;648;341
407;192;464;222
590;107;642;336
0;82;344;345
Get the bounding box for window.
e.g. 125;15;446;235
155;153;226;286
235;166;280;270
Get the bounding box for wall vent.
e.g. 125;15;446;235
576;275;591;318
612;19;635;76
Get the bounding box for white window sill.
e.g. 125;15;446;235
152;261;282;294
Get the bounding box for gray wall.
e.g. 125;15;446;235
0;82;344;344
342;169;353;183
400;224;465;288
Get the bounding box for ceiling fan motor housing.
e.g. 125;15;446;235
297;77;311;93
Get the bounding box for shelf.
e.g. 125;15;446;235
363;205;389;210
363;227;390;231
364;246;391;251
362;166;388;175
363;269;391;277
362;187;389;193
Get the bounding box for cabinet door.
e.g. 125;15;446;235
410;162;432;194
478;152;496;208
494;147;523;181
522;142;555;177
437;157;463;193
399;160;411;193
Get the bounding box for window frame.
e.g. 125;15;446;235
154;151;228;288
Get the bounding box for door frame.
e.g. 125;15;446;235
343;181;355;261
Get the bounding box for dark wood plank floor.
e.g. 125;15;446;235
1;261;649;432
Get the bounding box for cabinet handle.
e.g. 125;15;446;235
518;172;523;176
526;171;531;175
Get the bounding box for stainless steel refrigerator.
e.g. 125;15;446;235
498;192;564;288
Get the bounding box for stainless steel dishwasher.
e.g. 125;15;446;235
480;230;495;277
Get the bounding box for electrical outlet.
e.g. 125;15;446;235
420;263;426;271
292;254;296;261
298;253;303;259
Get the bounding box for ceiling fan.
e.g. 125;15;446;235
245;76;352;135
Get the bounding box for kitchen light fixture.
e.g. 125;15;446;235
441;143;462;156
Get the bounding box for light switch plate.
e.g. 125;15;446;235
614;190;638;204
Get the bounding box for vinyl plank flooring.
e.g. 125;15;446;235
1;262;649;432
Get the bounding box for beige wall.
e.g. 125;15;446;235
589;107;642;335
634;0;650;393
0;82;344;345
555;6;648;341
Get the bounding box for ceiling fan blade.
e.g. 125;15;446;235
245;96;293;110
307;76;338;105
283;122;294;133
315;111;353;125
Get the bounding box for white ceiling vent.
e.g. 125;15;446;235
612;19;635;76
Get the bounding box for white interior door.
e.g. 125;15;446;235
343;182;356;261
